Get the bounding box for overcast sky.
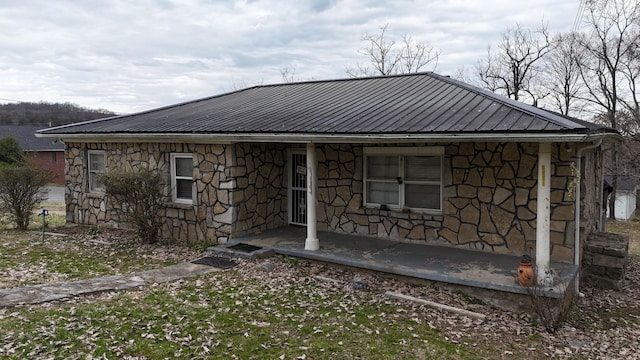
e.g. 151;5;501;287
0;0;581;114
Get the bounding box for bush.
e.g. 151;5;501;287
99;167;165;244
0;136;25;165
0;164;51;230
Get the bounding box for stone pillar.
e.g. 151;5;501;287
305;142;319;250
536;142;553;286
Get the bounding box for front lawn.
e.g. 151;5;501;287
0;217;638;358
0;229;203;288
1;269;471;359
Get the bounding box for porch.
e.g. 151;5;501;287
226;227;578;299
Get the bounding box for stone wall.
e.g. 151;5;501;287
65;140;602;261
446;142;579;260
316;142;583;260
65;142;234;244
579;149;605;243
583;232;629;290
229;143;288;238
65;142;288;244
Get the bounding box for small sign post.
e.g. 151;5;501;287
38;209;49;242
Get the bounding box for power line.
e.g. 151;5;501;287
573;0;586;32
0;97;21;103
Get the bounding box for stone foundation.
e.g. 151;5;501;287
582;232;629;290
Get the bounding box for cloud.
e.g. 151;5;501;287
0;0;580;114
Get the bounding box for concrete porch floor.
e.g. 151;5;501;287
228;227;578;299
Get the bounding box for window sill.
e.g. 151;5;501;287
168;202;195;210
86;191;105;199
364;205;442;216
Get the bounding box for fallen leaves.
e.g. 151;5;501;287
0;227;639;359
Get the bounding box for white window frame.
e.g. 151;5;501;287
88;150;106;192
363;147;443;212
170;153;194;204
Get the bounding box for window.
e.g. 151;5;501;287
171;153;194;203
364;147;443;211
88;150;106;192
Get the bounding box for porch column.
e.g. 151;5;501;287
536;142;553;286
305;142;319;251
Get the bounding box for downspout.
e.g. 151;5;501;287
574;139;602;295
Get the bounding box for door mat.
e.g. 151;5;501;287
191;256;238;269
226;243;262;253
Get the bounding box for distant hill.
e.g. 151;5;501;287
0;102;116;127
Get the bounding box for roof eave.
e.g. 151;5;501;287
36;131;622;144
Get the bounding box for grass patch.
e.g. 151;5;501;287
0;229;191;287
0;203;66;231
0;273;480;359
606;216;640;256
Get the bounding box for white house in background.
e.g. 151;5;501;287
606;175;638;221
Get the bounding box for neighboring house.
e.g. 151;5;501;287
605;175;638;221
0;125;65;184
37;72;620;285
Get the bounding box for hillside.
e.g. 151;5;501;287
0;102;115;127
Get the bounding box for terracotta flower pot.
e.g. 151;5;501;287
517;256;534;287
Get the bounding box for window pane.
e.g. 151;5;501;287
367;156;398;179
175;157;193;177
90;175;104;191
90;153;105;171
405;156;440;181
176;179;192;199
405;184;440;209
366;181;399;205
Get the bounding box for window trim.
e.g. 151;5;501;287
87;150;106;193
170;153;194;204
363;147;444;212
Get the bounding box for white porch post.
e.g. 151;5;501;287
305;142;319;251
536;142;553;286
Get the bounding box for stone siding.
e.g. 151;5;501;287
229;143;288;238
65;142;288;244
65;140;602;261
316;142;583;260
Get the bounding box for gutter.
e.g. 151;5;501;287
574;139;603;296
35;131;621;144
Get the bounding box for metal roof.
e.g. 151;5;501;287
604;175;639;191
0;125;64;151
37;72;619;142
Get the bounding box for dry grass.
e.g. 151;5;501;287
605;214;640;256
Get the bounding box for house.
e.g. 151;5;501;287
37;72;620;288
0;125;65;184
605;175;638;221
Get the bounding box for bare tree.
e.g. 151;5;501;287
575;0;640;219
346;23;440;77
475;23;553;106
452;65;473;83
619;31;640;127
542;32;585;115
229;78;264;91
280;67;298;83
